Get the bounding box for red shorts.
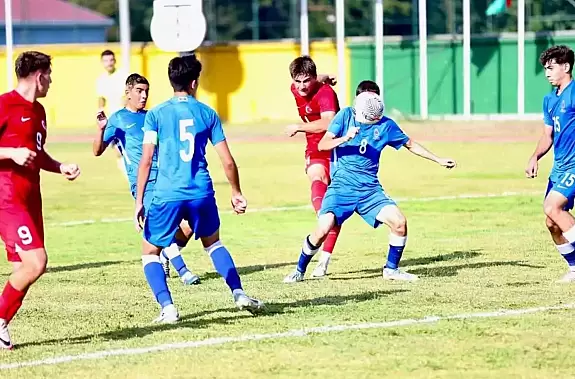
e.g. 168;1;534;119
0;202;45;262
305;152;331;176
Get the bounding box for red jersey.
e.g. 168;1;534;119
291;83;340;158
0;90;48;207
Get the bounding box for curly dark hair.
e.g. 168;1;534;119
539;45;574;73
15;51;51;78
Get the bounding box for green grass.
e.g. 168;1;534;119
1;122;574;378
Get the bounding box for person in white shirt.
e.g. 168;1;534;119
96;50;128;178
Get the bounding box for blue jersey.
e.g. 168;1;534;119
328;107;410;190
103;108;158;187
143;95;226;201
543;81;575;181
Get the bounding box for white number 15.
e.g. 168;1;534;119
179;119;195;162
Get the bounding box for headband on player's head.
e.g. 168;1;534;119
353;92;385;124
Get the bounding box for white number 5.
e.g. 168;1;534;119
179;119;195;162
561;173;575;187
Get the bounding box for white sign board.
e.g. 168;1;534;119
150;0;207;52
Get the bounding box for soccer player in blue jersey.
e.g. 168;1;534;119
526;45;575;283
284;90;456;283
135;55;264;322
93;73;200;286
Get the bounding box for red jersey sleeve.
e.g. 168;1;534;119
0;97;9;141
317;85;339;114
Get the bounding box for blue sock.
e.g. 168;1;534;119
297;235;320;273
142;255;173;308
205;241;242;292
557;242;575;267
163;243;190;277
385;234;407;270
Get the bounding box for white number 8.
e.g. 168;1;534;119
17;226;33;245
179;119;195;162
359;138;368;154
36;132;42;151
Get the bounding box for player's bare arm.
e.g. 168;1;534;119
317;74;337;86
93;110;109;156
285;111;336;137
135;141;155;230
213;140;247;214
525;125;553;178
403;139;457;168
39;150;81;179
318;127;359;151
0;147;36;167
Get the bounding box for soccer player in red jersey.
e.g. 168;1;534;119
0;51;81;349
284;56;341;278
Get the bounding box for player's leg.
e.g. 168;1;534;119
161;221;201;285
0;207;47;349
142;199;184;323
359;190;418;281
284;186;354;283
543;180;575;282
188;197;264;314
306;159;342;276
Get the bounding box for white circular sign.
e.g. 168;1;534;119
150;0;207;52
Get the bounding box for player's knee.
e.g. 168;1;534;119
307;166;328;184
389;216;407;236
546;216;561;233
543;200;563;220
25;251;47;279
315;213;336;239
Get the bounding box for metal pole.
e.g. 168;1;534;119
517;0;525;115
300;0;309;55
418;0;428;119
119;0;131;72
375;0;384;101
252;0;260;40
463;0;471;117
336;0;346;106
5;0;14;90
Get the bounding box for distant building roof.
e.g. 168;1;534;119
0;0;113;25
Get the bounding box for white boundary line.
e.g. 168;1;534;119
49;191;540;228
1;302;572;370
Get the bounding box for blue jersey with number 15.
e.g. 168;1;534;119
143;95;226;201
543;80;575;182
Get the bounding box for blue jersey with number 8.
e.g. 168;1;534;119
543;81;575;182
143;95;226;201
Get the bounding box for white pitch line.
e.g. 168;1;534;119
48;191;539;228
1;301;572;370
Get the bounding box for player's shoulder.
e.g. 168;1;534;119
379;115;400;129
0;90;16;105
148;100;173;116
315;83;337;98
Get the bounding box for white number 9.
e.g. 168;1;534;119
179;119;195;162
36;132;42;151
17;226;33;245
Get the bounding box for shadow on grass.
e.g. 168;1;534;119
18;289;407;348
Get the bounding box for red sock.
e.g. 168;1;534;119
322;224;341;254
311;180;328;212
0;282;27;323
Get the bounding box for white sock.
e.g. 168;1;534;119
163;243;182;260
563;225;575;244
319;251;332;263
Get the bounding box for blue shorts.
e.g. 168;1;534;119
319;185;396;228
144;196;220;248
545;178;575;211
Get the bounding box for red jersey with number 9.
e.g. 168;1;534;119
291;83;340;159
0;90;47;207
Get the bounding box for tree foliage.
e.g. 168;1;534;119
69;0;575;43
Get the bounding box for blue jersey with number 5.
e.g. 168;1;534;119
328;107;410;190
143;95;226;201
543;81;575;181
